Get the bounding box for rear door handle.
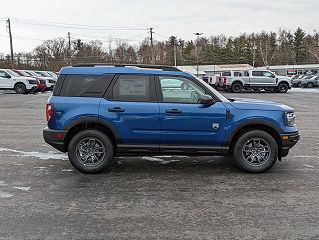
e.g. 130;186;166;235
108;107;125;112
166;109;182;114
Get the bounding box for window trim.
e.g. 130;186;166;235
104;74;157;102
154;75;219;104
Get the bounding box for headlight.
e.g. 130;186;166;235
285;112;296;126
27;80;37;84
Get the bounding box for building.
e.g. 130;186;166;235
177;64;253;77
257;64;319;76
178;63;319;77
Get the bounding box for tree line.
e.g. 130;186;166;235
1;27;319;71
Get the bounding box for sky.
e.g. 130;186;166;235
0;0;318;55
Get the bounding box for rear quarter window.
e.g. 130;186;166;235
55;74;114;97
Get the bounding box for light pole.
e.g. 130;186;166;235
194;32;203;77
252;43;257;69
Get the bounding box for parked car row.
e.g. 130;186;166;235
203;70;292;93
290;74;319;88
0;69;57;94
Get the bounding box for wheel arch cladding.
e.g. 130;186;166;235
227;123;282;156
64;118;120;151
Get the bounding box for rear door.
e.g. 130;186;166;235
156;75;226;153
99;74;160;153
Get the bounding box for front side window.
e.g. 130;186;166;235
159;76;205;103
263;71;274;78
112;75;150;101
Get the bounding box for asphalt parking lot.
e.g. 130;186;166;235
0;89;319;240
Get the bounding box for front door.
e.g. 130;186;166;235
0;70;12;88
156;75;226;153
99;74;160;153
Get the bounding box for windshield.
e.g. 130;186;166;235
190;74;229;102
6;69;20;77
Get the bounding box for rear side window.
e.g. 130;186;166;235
222;72;231;76
112;75;150;101
57;74;114;97
234;71;242;77
252;71;264;77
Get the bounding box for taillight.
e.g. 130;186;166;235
46;103;54;122
223;77;227;84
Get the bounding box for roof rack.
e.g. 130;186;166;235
71;63;181;71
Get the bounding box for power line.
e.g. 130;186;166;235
11;18;147;31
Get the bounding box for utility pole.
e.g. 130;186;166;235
252;43;257;69
149;27;154;64
173;40;177;66
67;32;71;65
194;32;203;77
6;18;14;67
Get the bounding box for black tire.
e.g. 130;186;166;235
231;82;243;93
277;82;289;93
68;130;114;174
233;130;278;173
14;83;27;94
297;82;302;88
215;85;224;91
307;82;314;88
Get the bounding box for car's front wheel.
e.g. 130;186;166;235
277;82;289;93
233;130;278;173
231;82;243;93
68;130;114;174
307;82;314;88
14;83;27;94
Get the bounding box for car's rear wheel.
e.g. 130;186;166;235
231;82;243;93
233;130;277;173
307;82;314;88
277;82;289;93
14;83;27;94
68;130;114;174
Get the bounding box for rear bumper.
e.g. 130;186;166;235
43;127;68;152
280;131;300;157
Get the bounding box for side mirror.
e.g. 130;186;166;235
5;75;11;78
199;94;214;105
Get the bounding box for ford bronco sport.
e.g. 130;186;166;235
43;64;299;174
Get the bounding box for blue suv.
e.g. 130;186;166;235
43;64;300;174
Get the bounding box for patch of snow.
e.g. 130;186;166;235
294;155;319;159
14;187;31;191
0;147;68;160
0;192;13;198
305;165;315;168
143;156;180;165
0;181;7;187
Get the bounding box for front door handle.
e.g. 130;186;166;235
108;107;125;112
166;109;182;114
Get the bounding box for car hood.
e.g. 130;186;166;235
15;76;36;81
228;98;294;111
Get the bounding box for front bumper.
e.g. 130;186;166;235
43;127;68;152
280;131;300;157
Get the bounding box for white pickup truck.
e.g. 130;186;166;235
0;69;39;94
215;70;292;93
